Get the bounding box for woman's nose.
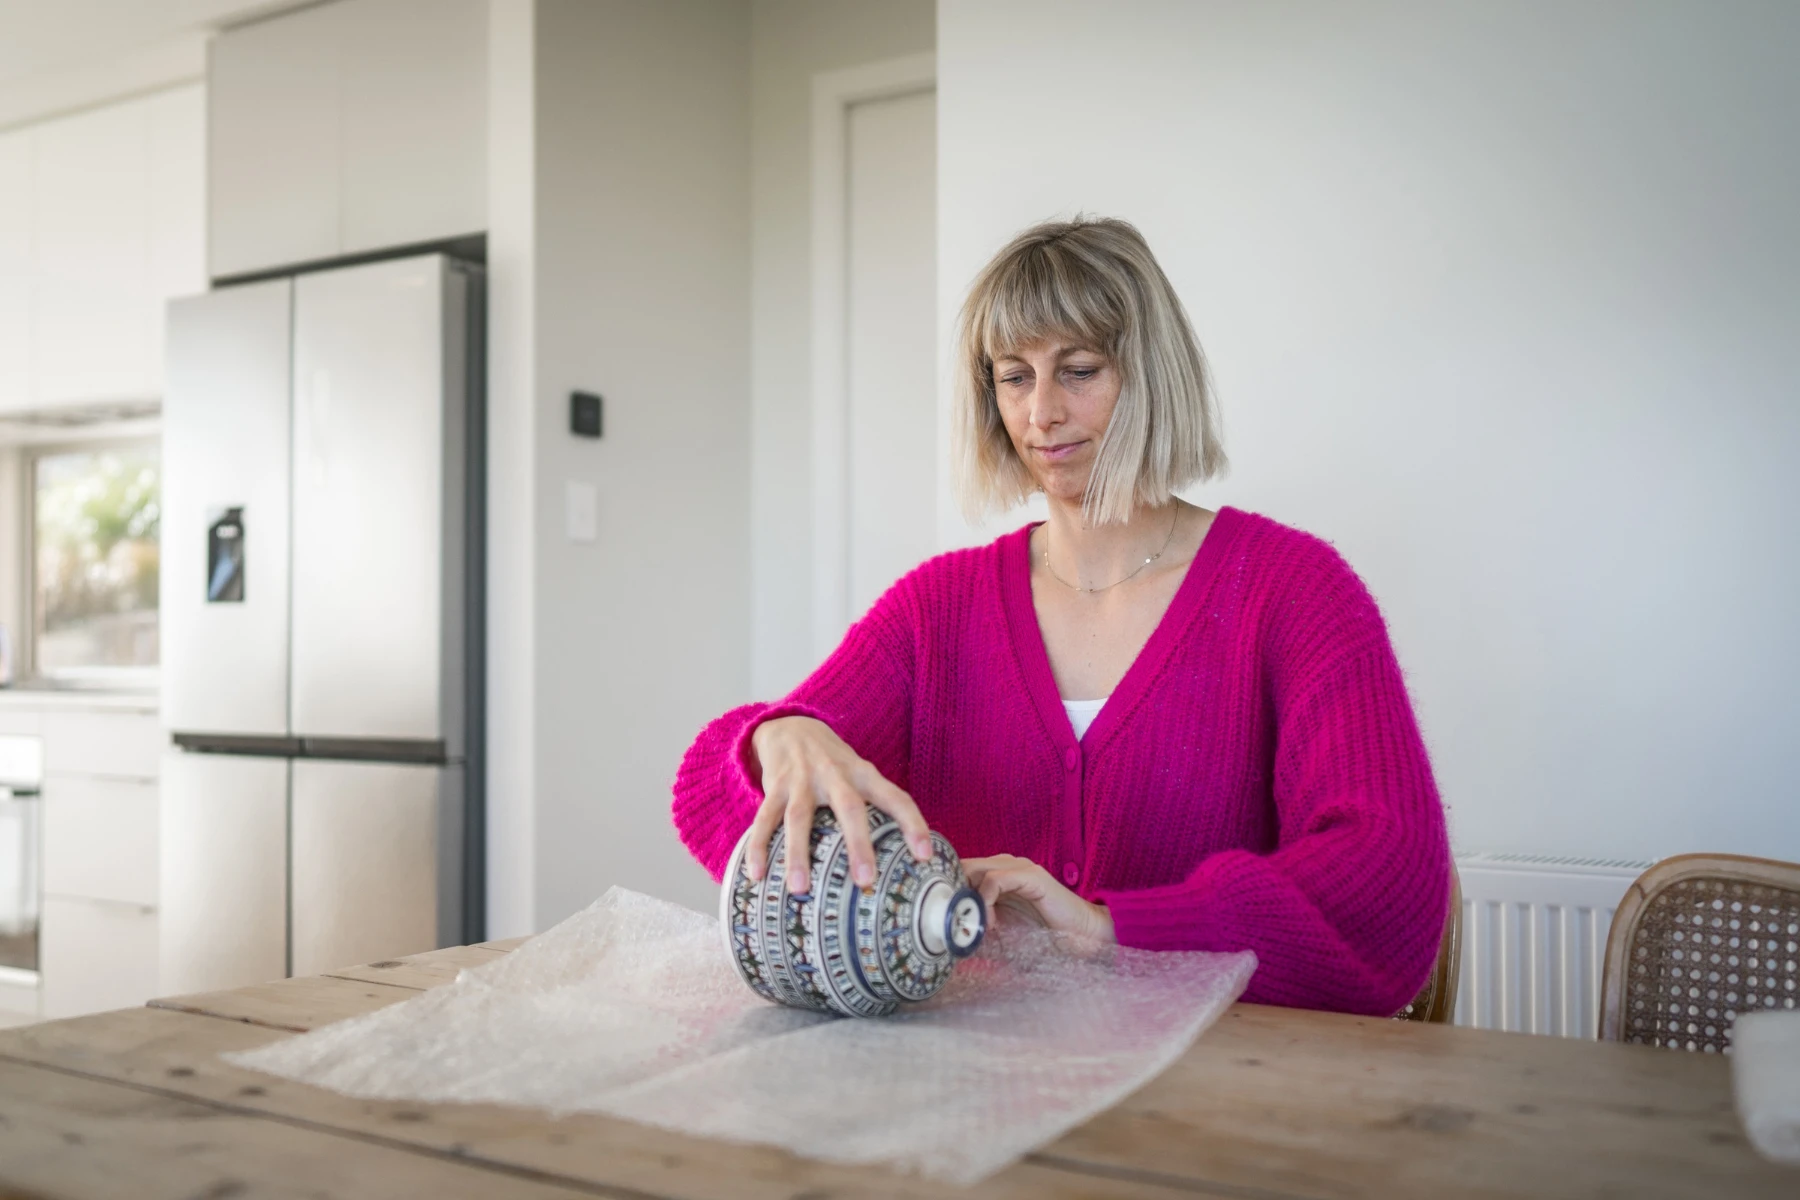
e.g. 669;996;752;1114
1028;382;1067;429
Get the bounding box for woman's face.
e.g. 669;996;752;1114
992;340;1121;507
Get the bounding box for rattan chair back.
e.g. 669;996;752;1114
1396;868;1462;1024
1599;853;1800;1051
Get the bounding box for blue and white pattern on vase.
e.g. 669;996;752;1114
720;806;986;1018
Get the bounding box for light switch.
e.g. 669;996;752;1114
565;480;597;542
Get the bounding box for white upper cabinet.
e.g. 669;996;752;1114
148;87;210;327
210;0;488;279
0;131;29;410
32;100;154;405
0;83;206;413
208;3;343;275
339;0;488;255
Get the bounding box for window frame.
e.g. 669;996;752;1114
25;434;162;690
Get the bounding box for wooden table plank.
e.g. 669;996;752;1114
322;943;508;990
149;974;420;1032
0;1056;617;1200
0;1007;1213;1200
1038;1003;1798;1200
147;943;511;1032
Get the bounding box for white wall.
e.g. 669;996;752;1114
748;0;935;697
483;0;537;938
527;0;751;924
938;1;1800;864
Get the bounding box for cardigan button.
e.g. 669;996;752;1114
1062;862;1080;887
1063;747;1079;772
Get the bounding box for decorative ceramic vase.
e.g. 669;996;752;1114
720;807;987;1017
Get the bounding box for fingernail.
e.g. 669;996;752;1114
853;861;873;887
911;837;932;860
791;873;809;894
748;862;764;880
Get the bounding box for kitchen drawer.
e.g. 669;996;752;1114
43;777;158;906
39;895;158;1019
0;709;43;737
42;709;162;778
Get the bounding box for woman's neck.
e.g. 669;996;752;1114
1039;494;1186;591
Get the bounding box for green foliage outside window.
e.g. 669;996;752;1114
34;444;161;674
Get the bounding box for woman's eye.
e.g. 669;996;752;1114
1067;368;1096;381
998;374;1025;386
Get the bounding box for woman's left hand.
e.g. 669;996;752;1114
962;855;1116;942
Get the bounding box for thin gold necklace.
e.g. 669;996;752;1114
1041;505;1180;594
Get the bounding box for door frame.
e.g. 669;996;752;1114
809;51;935;661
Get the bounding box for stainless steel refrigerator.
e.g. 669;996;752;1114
159;254;483;993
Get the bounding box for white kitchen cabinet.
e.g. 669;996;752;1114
39;895;158;1018
42;709;163;780
147;86;209;355
0;84;205;413
30;100;155;406
0;129;30;410
209;0;487;279
43;777;159;908
339;0;488;255
207;2;344;276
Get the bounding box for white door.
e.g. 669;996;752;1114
845;88;938;623
813;67;937;659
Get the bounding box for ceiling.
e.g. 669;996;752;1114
0;0;311;91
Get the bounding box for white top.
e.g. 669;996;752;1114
1062;696;1108;740
1734;1010;1800;1164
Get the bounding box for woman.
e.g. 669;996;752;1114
673;217;1450;1016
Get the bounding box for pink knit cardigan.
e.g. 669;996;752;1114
672;507;1452;1016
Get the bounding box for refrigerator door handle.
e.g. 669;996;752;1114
171;733;303;757
297;737;449;765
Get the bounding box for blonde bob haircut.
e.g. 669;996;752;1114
952;216;1225;527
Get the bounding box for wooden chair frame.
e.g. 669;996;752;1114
1398;869;1462;1024
1599;852;1800;1045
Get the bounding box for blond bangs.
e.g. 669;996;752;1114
976;243;1123;364
953;216;1226;526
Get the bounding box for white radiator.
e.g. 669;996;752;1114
1452;853;1653;1038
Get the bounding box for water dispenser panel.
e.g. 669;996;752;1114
207;507;245;603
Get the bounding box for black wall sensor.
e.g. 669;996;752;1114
570;391;603;438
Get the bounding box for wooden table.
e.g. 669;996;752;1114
1;939;1795;1200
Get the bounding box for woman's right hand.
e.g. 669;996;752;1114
745;715;933;895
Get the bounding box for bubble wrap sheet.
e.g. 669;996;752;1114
227;888;1255;1185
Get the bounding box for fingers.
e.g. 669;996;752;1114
823;773;877;890
744;795;785;881
963;856;1043;918
781;785;820;894
977;871;1008;911
745;715;930;893
994;894;1049;928
861;770;934;861
965;856;1015;909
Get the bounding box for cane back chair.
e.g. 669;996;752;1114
1599;853;1800;1051
1396;868;1463;1024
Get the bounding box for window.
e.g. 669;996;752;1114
32;442;160;681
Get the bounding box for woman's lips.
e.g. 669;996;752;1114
1036;440;1085;461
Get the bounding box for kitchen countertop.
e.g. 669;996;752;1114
0;939;1794;1199
0;686;157;712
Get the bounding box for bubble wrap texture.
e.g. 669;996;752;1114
227;888;1256;1184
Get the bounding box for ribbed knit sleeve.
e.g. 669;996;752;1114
670;578;919;881
1098;544;1451;1017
